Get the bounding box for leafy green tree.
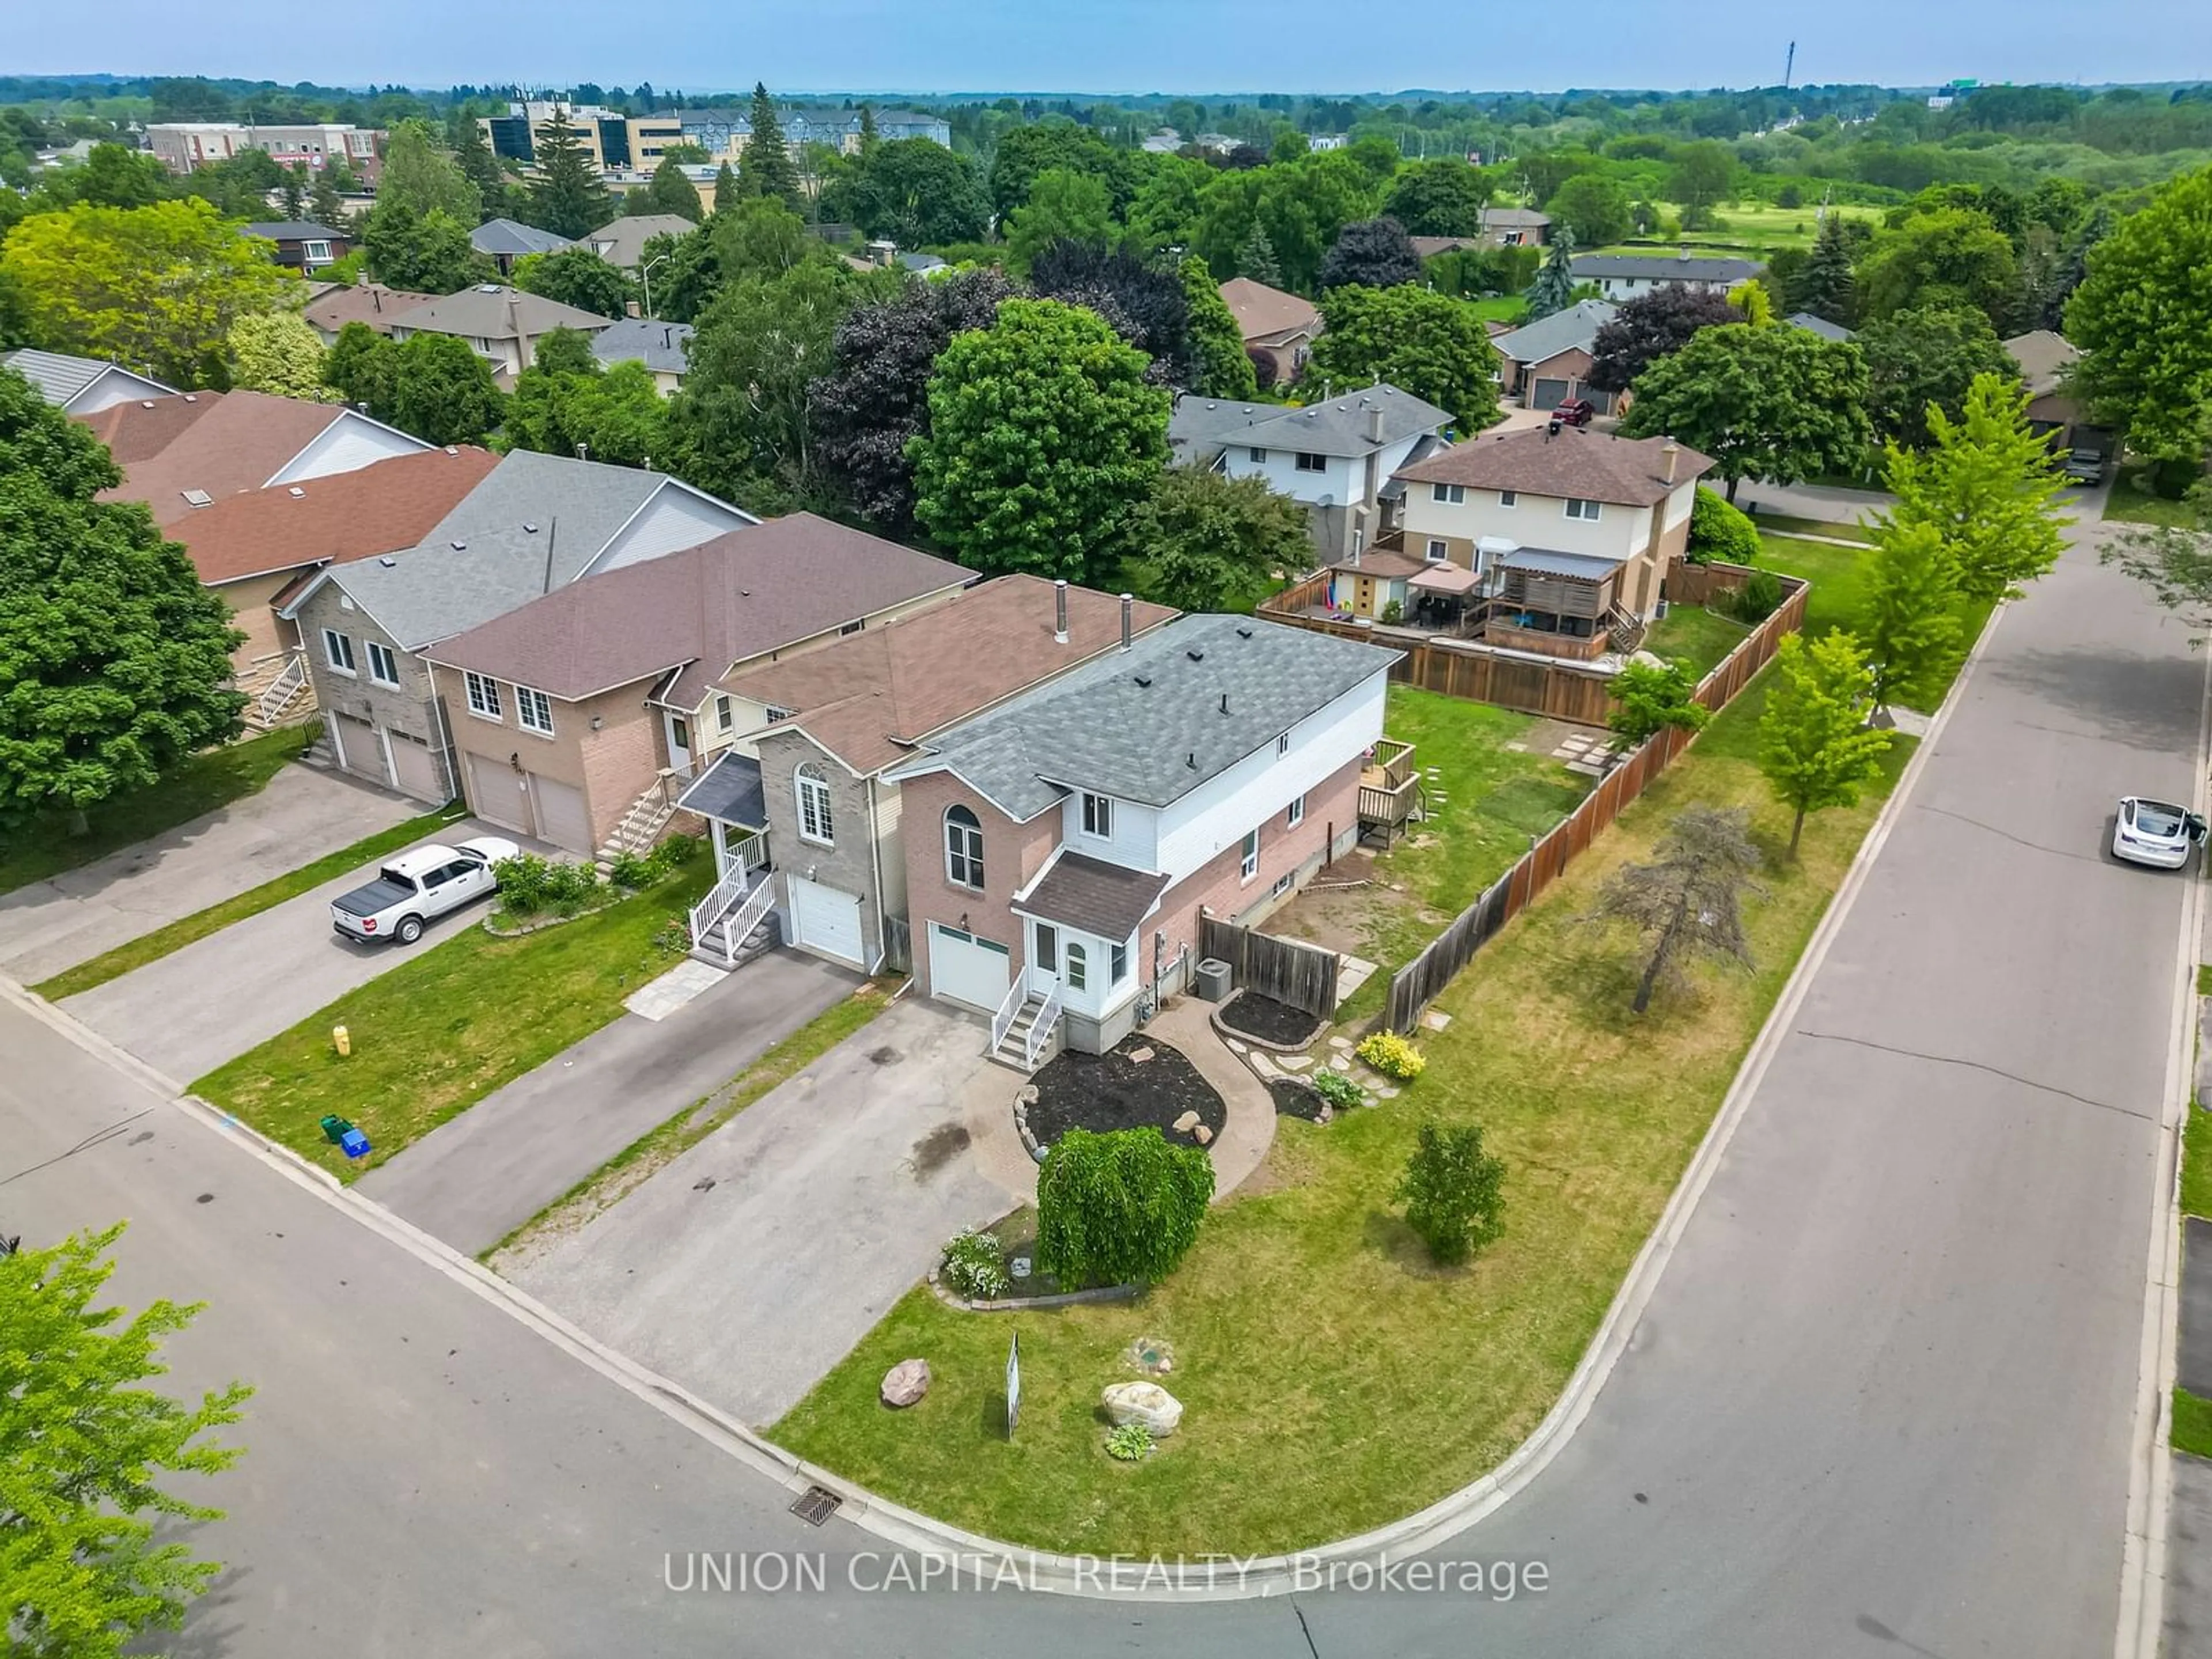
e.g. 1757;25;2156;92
1857;305;2020;449
1124;464;1307;610
640;158;703;222
1524;227;1578;319
1547;173;1633;247
380;332;504;445
1882;372;2070;604
513;244;633;319
910;297;1169;582
1;199;290;385
528;105;615;240
835;137;988;248
1381;158;1491;237
0;1225;251;1659
1620;324;1873;502
508;344;669;471
226;310;328;399
1607;660;1710;751
1859;517;1965;713
0;374;245;830
711;159;737;212
1395;1120;1507;1266
1318;217;1422;291
638;227;720;323
2099;479;2212;640
1006;168;1115;271
376;119;480;222
1035;1127;1214;1289
736;83;803;211
1856;207;2020;329
1668;140;1738;228
1304;283;1500;434
1687;485;1761;563
1758;631;1892;854
323;319;395;408
1179;255;1258;400
985;120;1132;219
62;142;171;209
307;168;347;230
710;194;815;283
361;203;495;293
2066;165;2212;489
1587;805;1765;1015
1235;221;1285;287
1029;241;1196;388
1587;285;1739;394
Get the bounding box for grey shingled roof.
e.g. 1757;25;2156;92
2;348;172;407
887;613;1399;820
472;218;574;259
1169;383;1453;462
677;751;766;828
590;317;694;376
1491;298;1619;366
1570;253;1764;283
1786;312;1855;343
386;285;615;342
1014;852;1171;938
585;214;698;269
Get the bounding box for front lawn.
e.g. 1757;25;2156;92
1645;603;1751;680
1755;532;1991;710
194;863;710;1180
0;726;311;895
771;682;1915;1556
2105;466;2204;529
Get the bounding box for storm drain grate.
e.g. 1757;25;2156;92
790;1485;843;1527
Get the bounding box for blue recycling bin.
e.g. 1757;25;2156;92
339;1128;371;1159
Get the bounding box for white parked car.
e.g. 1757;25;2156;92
2111;797;2202;869
330;837;520;944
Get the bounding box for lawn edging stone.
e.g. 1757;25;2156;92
923;1267;1141;1315
1209;988;1328;1054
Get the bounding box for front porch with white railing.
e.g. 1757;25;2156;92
688;830;774;967
987;963;1067;1071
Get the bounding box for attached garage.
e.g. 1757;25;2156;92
787;875;865;967
330;714;380;784
529;776;591;855
1529;377;1569;410
467;751;533;836
385;729;447;803
927;922;1011;1013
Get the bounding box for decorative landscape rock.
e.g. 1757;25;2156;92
1128;1336;1176;1374
1278;1054;1312;1072
1017;1085;1040;1107
1128;1046;1154;1063
881;1358;931;1408
1101;1380;1183;1437
1171;1109;1201;1133
1194;1124;1214;1146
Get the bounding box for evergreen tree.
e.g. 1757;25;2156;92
1235;222;1284;287
1757;631;1893;855
641;158;703;222
453;114;508;217
527;105;614;240
1179;255;1259;399
1586;806;1765;1016
711;160;737;215
307;170;346;231
1524;226;1578;319
1860;517;1965;714
279;163;306;222
858;103;880;155
738;83;803;210
1796;213;1857;324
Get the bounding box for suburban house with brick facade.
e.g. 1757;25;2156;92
1391;426;1714;654
881;613;1399;1061
278;450;754;808
1489;298;1619;412
676;577;1178;972
419;516;969;861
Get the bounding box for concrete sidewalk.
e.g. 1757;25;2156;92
0;764;422;986
361;950;863;1255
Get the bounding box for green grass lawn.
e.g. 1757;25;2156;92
1645;603;1751;680
1755;532;1992;710
2183;1102;2212;1221
1467;294;1525;323
1749;512;1879;545
194;863;711;1180
2104;466;2204;529
0;726;311;895
1595;200;1884;259
771;681;1915;1556
2175;1388;2212;1460
35;804;464;1001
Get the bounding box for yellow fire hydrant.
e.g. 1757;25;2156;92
332;1024;351;1057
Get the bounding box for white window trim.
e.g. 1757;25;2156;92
1499;489;1517;508
322;628;355;676
715;694;734;733
516;685;555;738
1294;452;1327;474
365;640;400;687
944;806;984;891
1081;791;1113;840
1065;942;1089;993
1287;794;1306;827
1426;539;1450;563
1565;497;1603;522
1240;827;1260;882
1429;482;1465;505
795;766;835;847
464;671;502;721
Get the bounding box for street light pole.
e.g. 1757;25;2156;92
639;252;671;320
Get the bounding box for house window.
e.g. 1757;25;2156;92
944;804;985;890
365;641;399;686
1081;792;1112;839
766;706;791;724
715;695;734;733
464;671;501;719
1287;794;1306;827
796;763;834;845
1240;827;1260;881
516;685;554;737
1109;942;1128;984
1066;943;1088;991
1429;482;1465;504
321;628;356;675
1499;490;1517;508
1565;497;1603;521
1272;872;1295;897
1294;452;1327;474
305;240;331;262
1426;539;1450;563
1248;446;1268;464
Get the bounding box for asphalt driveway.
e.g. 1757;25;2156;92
359;950;864;1255
502;995;1012;1428
0;764;422;986
61;816;544;1085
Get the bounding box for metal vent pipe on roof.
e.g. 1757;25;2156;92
1120;592;1133;650
1054;578;1069;644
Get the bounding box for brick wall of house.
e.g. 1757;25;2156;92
757;728;892;967
574;689;665;847
897;768;1064;995
295;582;456;798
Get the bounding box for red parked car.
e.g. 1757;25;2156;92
1551;398;1599;428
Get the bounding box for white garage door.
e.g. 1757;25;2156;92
388;730;446;803
529;775;591;854
467;751;532;835
928;922;1011;1013
330;714;380;784
787;876;865;966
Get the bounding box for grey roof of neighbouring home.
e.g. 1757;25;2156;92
385;285;615;342
1;348;172;407
1170;383;1453;462
590;317;695;376
676;751;767;828
472;218;574;259
585;214;699;269
1490;298;1619;365
1570;253;1764;283
240;221;344;241
1499;547;1623;581
886;612;1400;820
1014;852;1173;938
1786;311;1856;342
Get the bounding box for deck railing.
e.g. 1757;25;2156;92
1024;979;1066;1069
688;861;753;954
714;879;777;967
989;973;1026;1055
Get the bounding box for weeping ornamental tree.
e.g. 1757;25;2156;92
1586;806;1766;1015
1035;1128;1215;1289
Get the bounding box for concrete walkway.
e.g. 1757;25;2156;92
501;995;1010;1429
360;950;863;1256
1143;994;1279;1200
0;764;422;986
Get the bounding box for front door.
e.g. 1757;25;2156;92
1030;920;1060;997
665;713;694;778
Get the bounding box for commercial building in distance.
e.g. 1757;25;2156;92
146;121;381;175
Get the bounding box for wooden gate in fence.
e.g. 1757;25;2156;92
1199;915;1340;1018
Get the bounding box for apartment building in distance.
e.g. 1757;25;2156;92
147;121;381;175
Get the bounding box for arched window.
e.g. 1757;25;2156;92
795;763;834;845
945;804;984;889
1065;943;1088;992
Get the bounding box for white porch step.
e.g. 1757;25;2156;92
687;907;779;971
988;994;1058;1070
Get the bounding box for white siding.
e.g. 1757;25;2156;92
1153;672;1387;883
874;781;907;922
589;484;752;574
1400;489;1645;562
69;368;172;413
1224;447;1360;508
1057;789;1160;873
268;411;428;485
1661;480;1695;533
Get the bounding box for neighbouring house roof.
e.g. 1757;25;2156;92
163;446;499;588
77;392;219;464
291;450;748;647
1217;276;1321;344
1171;384;1455;464
1395;425;1714;507
302;282;440;337
240;221;344;242
676;751;767;829
899;251;948;272
886;612;1401;821
715;576;1179;778
1490;298;1619;366
1410;563;1483;594
1484;206;1552;230
3;348;173;410
385;285;616;343
1409;234;1481;259
2003;329;2081;398
1785;311;1855;343
1570;253;1764;284
1014;851;1172;939
590;317;694;377
1499;547;1623;581
421;513;969;703
1377;432;1448;502
97;391;385;525
585;213;698;269
1325;548;1429;580
471;218;573;259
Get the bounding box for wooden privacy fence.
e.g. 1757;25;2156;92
1382;574;1809;1034
1660;558;1758;609
1200;915;1341;1018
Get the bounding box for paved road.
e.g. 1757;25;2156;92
0;764;420;985
361;950;863;1256
3;520;2196;1658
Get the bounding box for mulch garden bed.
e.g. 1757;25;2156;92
1027;1033;1227;1151
1267;1077;1330;1122
1215;990;1327;1050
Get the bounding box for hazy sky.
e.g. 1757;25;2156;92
6;0;2209;95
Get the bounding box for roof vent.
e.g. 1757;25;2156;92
378;555;397;566
450;540;467;550
1236;624;1254;639
1187;751;1198;768
444;445;459;456
182;393;198;403
1187;649;1205;662
140;399;157;408
288;486;306;498
1134;674;1153;688
522;522;539;533
1219;692;1230;714
478;283;503;293
181;488;213;507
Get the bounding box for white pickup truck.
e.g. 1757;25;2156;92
330;838;520;945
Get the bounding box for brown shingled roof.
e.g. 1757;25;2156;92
165;447;500;588
302;281;442;338
1218;276;1321;344
78;391;221;465
721;576;1179;776
1325;548;1429;579
1395;426;1714;507
99;391;358;525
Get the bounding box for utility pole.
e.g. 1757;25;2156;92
1783;40;1797;90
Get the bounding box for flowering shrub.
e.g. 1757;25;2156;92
1356;1030;1426;1081
940;1228;1010;1300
